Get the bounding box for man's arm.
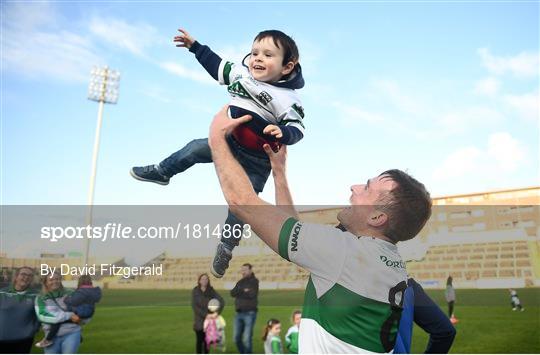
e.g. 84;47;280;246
263;145;299;218
209;106;294;253
410;279;456;353
230;283;240;297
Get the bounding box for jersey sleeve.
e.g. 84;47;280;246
217;60;247;86
278;218;347;282
34;296;73;324
279;102;305;132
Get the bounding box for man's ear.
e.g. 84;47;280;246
367;211;388;228
281;61;295;76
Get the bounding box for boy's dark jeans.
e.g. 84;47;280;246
46;304;94;341
159;137;271;249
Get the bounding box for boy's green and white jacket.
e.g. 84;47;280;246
35;289;80;337
0;285;39;341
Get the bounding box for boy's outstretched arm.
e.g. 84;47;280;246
173;28;222;81
208;106;295;253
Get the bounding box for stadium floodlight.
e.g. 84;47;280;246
84;66;121;265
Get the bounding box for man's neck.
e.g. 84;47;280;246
340;225;395;244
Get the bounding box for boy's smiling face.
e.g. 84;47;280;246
249;37;294;83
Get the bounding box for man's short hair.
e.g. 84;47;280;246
15;266;34;277
242;263;253;270
254;30;300;66
377;169;432;242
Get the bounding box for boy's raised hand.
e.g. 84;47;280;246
174;28;195;49
263;124;283;139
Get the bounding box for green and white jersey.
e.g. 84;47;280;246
217;60;305;133
278;218;408;353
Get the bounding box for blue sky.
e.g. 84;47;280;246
2;1;539;206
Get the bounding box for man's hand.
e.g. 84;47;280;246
263;124;283;139
263;144;287;175
208;105;251;148
70;314;80;323
174;28;196;49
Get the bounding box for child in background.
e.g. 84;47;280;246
509;289;525;311
130;28;305;279
262;319;282;354
35;275;101;348
285;310;301;353
204;298;226;351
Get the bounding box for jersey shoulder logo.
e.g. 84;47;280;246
290;222;303;252
228;81;251;99
256;91;273;105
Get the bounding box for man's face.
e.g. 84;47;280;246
337;174;396;231
14;268;34;291
248;37;291;83
240;265;252;278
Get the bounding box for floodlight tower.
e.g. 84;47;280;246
85;66;120;265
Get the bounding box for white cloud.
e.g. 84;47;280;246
1;2;102;83
371;79;421;115
503;91;539;122
487;132;528;172
142;86;173;103
89;17;161;57
159;62;215;85
478;48;539;78
432;132;528;182
331;101;385;125
438;106;505;133
473;77;501;96
432;147;483;181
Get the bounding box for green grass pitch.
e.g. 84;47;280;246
32;288;539;353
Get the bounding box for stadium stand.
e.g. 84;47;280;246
3;187;539;290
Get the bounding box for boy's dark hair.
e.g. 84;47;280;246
254;30;299;65
377;169;432;243
78;274;93;287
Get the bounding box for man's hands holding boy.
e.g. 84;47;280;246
174;28;195;49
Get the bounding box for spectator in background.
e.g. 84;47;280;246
395;278;456;353
192;273;224;354
509;288;525;311
35;271;82;354
445;276;457;323
35;275;102;348
285;310;301;354
230;263;259;354
0;267;39;353
262;319;282;354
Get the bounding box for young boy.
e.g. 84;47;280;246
509;288;524;311
285;310;301;353
131;28;305;278
35;275;101;348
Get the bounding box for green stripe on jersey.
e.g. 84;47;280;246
302;277;400;353
223;62;233;85
278;217;298;261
